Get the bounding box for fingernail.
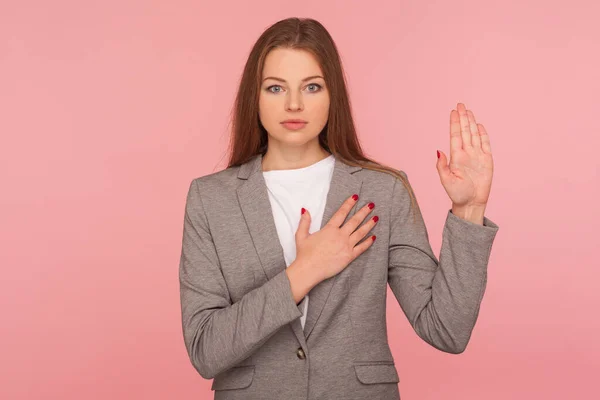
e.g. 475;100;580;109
301;208;306;215
368;202;375;209
352;194;359;201
437;150;440;159
372;216;379;223
371;235;377;242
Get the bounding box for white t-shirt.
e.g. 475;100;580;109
262;154;335;330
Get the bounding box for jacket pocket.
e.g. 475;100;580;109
354;362;399;384
211;365;255;391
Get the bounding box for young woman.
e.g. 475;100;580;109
179;17;499;400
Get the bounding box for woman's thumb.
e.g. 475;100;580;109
436;149;451;182
296;208;311;241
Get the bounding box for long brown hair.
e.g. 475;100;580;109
225;17;419;222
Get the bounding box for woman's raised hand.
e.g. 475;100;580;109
295;195;378;283
436;103;493;210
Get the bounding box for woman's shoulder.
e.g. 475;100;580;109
355;164;409;191
189;165;241;198
354;166;417;213
192;164;238;185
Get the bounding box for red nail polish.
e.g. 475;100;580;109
371;235;376;242
352;194;359;201
301;208;306;215
372;216;379;223
437;150;440;159
368;202;375;209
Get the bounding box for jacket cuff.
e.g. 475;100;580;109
270;269;304;322
445;208;499;245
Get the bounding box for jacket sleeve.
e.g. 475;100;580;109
387;172;499;354
179;179;304;379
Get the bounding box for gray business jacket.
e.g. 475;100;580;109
179;153;499;400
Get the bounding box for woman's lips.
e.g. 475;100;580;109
282;121;307;130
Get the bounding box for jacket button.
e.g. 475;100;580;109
296;347;306;360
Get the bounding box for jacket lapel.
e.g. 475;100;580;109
302;157;363;340
236;152;363;345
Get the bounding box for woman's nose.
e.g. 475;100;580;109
286;92;303;111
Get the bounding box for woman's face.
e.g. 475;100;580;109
258;48;330;149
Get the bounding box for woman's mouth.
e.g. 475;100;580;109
281;121;307;130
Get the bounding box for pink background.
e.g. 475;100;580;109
1;1;598;399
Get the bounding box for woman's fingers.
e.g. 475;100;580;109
340;201;375;236
450;109;462;154
324;193;378;261
351;230;376;259
457;103;472;149
326;195;359;228
467;110;481;150
478;123;492;154
348;214;378;248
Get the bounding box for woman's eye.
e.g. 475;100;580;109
307;83;322;92
266;83;322;93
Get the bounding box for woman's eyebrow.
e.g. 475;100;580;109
262;75;324;83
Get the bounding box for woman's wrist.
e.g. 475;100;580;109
286;258;321;304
